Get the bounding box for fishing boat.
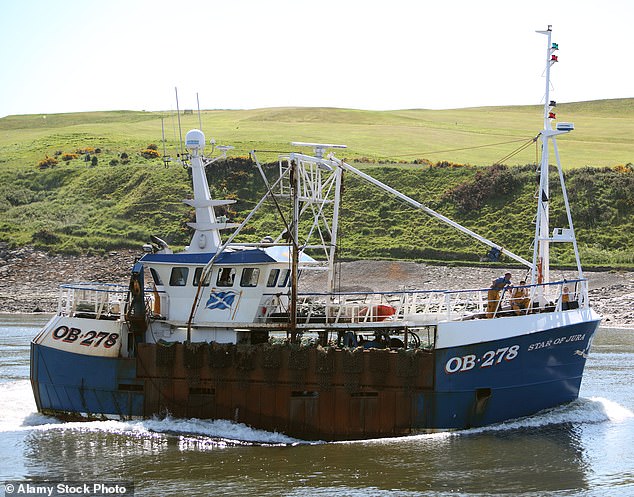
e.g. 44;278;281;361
30;27;601;440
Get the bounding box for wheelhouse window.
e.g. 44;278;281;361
240;268;260;287
169;267;189;286
278;269;291;287
216;267;236;287
150;268;164;286
193;267;211;287
266;268;280;287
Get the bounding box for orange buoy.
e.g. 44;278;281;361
359;304;396;322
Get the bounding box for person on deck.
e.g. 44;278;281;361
511;280;531;315
561;286;571;310
487;272;512;318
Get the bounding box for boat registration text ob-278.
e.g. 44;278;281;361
30;28;601;440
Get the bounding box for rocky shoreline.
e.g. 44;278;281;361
1;245;633;327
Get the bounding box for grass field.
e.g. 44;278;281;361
1;99;632;168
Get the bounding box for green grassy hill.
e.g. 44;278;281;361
1;101;633;266
2;99;633;167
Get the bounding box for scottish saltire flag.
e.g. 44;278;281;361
206;291;237;310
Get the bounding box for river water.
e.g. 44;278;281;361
1;314;633;496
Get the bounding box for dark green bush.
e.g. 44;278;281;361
32;228;60;245
444;164;520;212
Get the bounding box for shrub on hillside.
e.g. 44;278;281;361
37;156;58;169
141;148;160;159
412;158;433;166
613;163;634;174
565;165;634;226
444;164;519;212
434;160;465;168
61;153;79;161
355;157;377;164
75;147;95;154
32;228;60;245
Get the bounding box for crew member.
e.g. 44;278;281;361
487;272;512;318
561;286;570;310
510;280;531;315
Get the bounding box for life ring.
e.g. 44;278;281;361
359;304;396;322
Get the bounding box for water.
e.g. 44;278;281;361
1;314;633;496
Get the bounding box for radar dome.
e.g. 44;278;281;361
185;129;205;150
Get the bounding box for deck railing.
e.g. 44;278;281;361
57;279;588;327
57;282;170;320
58;283;130;319
289;279;588;326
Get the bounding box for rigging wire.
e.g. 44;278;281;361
535;134;541;169
231;139;536;165
251;149;293;155
385;137;533;160
493;134;541;165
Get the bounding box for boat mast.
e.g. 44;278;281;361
285;142;347;297
533;26;555;286
532;26;580;288
184;132;238;253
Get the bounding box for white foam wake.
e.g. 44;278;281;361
3;379;630;445
465;396;634;435
0;380;57;432
0;380;299;445
340;396;634;445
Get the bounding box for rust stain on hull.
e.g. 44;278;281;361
136;343;434;440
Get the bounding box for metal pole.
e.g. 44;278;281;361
327;166;343;295
552;138;584;279
290;159;299;343
175;87;184;160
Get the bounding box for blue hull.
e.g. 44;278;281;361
427;318;598;429
30;343;144;420
30;317;599;437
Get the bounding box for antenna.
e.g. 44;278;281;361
175;87;185;161
196;92;203;130
160;117;171;167
291;141;347;161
